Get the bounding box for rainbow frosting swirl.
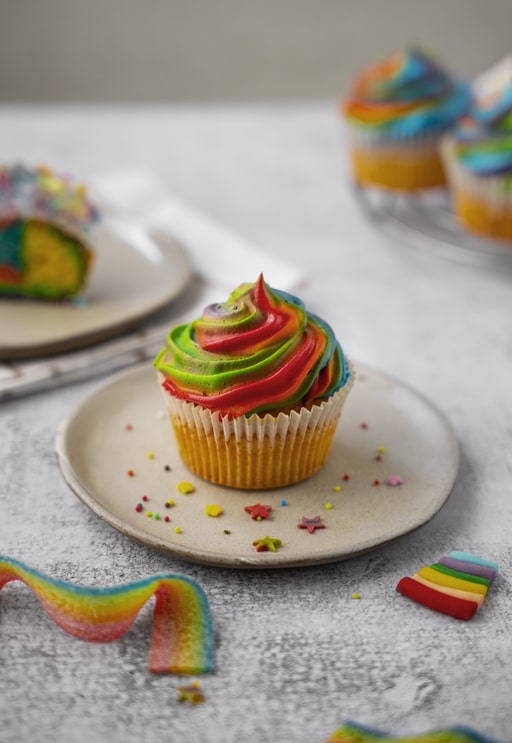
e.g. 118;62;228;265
344;48;470;140
154;274;350;417
449;83;512;180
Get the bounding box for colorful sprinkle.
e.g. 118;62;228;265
176;681;205;705
223;530;231;535
297;516;325;534
324;503;333;510
252;536;283;553
333;485;341;492
177;482;195;494
125;424;133;431
375;454;382;461
142;495;149;502
279;499;287;507
205;504;223;518
165;500;175;508
165;465;171;471
244;503;272;520
373;479;380;486
164;516;171;523
147;452;155;460
352;593;360;600
174;527;182;534
360;422;368;429
146;512;153;518
153;513;160;520
343;474;350;481
378;446;386;454
386;475;404;486
135;504;143;513
127;470;135;477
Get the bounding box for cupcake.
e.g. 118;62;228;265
441;60;512;240
0;164;98;300
154;275;353;489
342;48;471;191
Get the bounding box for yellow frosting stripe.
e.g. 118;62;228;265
416;567;488;596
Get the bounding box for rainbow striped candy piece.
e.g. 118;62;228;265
326;720;500;742
0;555;214;675
396;550;498;621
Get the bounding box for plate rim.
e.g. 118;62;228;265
0;222;193;360
55;361;460;569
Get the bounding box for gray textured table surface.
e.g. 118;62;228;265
0;103;511;743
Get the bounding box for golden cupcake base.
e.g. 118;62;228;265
453;191;512;241
349;144;446;191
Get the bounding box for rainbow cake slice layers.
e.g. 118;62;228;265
396;550;498;620
0;164;98;300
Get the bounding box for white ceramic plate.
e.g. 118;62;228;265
353;185;512;270
0;218;192;359
56;363;459;569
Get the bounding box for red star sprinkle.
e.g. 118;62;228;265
297;516;325;534
244;503;272;520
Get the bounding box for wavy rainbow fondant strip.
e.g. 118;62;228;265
326;720;500;742
0;555;214;675
396;550;498;621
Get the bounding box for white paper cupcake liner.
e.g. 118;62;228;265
156;369;354;489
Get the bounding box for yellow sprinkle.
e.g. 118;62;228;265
333;485;341;492
147;452;155;460
205;504;223;517
177;481;195;494
377;446;386;454
174;526;182;534
165;499;175;508
352;593;360;600
324;503;333;510
145;511;153;518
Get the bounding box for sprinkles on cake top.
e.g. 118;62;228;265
0;164;98;234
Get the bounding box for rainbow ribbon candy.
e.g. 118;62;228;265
326;720;500;743
0;555;214;675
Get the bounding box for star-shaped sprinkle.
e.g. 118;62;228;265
252;536;283;553
244;503;272;520
176;681;205;705
297;515;325;534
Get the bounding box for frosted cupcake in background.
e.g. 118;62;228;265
441;56;512;240
0;164;98;300
154;275;353;490
342;48;471;191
